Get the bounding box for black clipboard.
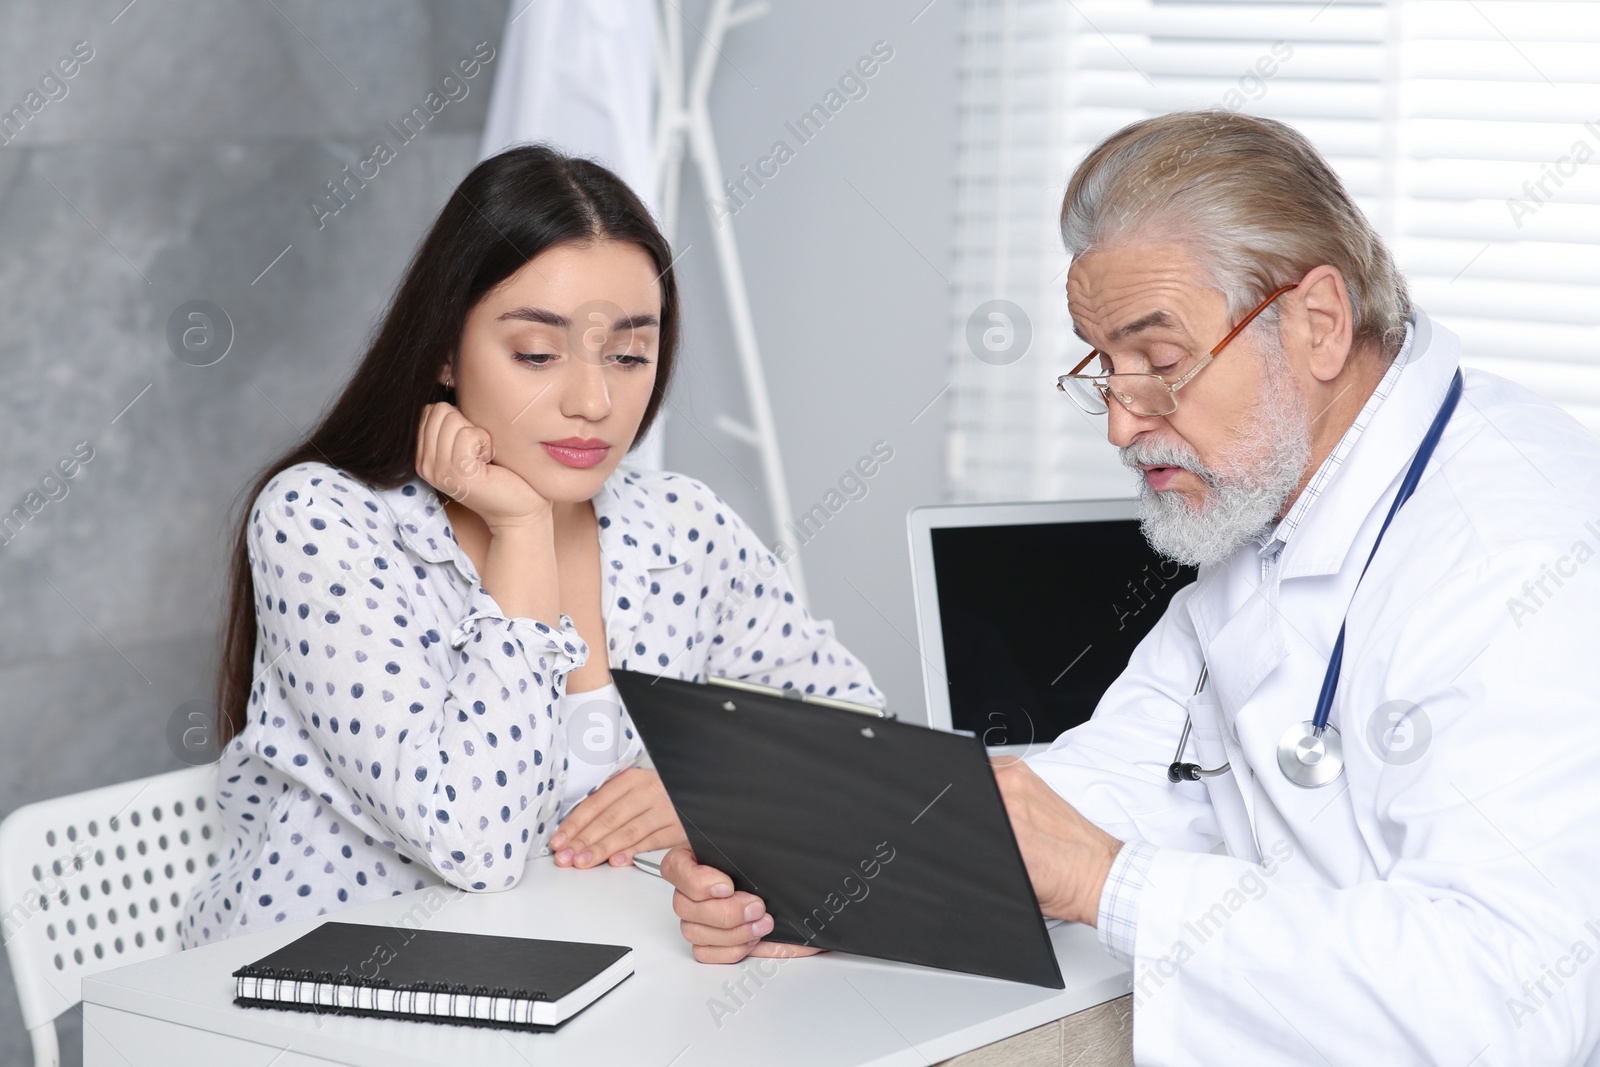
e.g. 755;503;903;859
612;670;1065;989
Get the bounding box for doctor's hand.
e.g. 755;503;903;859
991;757;1124;926
660;847;825;964
550;768;688;869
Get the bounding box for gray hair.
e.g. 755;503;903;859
1060;110;1411;359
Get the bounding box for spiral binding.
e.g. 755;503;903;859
234;962;550;1026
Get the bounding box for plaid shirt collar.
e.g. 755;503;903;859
1254;319;1415;560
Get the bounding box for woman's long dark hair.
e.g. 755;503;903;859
215;144;680;747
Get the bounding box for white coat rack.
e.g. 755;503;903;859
652;0;808;602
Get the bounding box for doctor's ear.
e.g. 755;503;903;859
1291;264;1356;382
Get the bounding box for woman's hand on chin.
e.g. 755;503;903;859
549;767;689;869
416;400;550;529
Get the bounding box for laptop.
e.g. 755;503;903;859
907;499;1197;747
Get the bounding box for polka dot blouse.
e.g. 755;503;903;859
179;461;884;948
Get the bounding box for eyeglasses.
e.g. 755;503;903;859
1056;282;1298;418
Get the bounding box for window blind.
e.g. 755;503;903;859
947;0;1600;503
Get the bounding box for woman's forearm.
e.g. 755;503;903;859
482;516;561;625
248;479;582;893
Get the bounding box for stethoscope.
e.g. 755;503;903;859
1168;368;1463;789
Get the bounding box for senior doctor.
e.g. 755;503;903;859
662;110;1600;1065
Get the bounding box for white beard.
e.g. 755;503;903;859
1120;348;1312;568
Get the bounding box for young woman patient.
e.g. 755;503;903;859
180;145;883;947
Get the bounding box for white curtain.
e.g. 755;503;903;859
480;0;666;470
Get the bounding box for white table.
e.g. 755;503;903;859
81;856;1130;1066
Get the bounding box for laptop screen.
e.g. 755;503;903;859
929;519;1197;745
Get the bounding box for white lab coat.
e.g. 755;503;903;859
1029;311;1600;1066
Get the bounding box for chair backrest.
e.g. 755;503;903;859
0;763;222;1030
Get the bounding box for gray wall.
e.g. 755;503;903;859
0;3;512;1061
0;1;959;1063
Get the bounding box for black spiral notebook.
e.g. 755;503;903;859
232;921;634;1031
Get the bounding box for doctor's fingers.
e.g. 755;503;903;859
678;912;777;949
687;940;825;966
689;943;758;965
660;846;738;900
672;886;769;931
748;941;824;960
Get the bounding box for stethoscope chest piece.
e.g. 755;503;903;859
1276;720;1344;788
1164;368;1461;795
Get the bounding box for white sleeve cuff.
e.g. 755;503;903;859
1096;838;1157;966
448;585;588;672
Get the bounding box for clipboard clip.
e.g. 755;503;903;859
705;674;889;718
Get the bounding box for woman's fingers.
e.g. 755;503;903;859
599;803;688;863
552;774;633;848
567;810;654;866
560;797;676;867
417;402;445;483
555;769;680;856
445;421;492;497
574;807;682;868
415;399;550;527
414;405;427;476
607;824;690;866
553;779;653;854
416;401;489;500
417;402;467;494
434;411;484;501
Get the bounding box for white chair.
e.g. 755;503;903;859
0;764;222;1067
